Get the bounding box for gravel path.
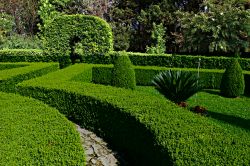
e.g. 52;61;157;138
76;125;121;166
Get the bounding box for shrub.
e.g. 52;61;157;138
220;58;245;97
0;34;42;49
152;70;203;104
42;14;113;58
112;52;136;89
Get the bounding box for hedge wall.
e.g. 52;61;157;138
17;64;250;165
92;65;250;96
0;49;59;62
110;52;250;70
0;92;85;165
0;63;58;92
0;63;28;70
43;14;113;58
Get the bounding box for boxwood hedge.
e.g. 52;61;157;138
0;92;85;165
0;49;59;62
42;14;113;58
0;63;58;92
17;64;250;165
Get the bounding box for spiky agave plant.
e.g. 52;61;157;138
152;70;203;104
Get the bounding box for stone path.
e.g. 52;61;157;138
76;125;120;166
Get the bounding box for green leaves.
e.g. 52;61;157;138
152;70;203;103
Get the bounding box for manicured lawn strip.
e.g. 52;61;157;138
0;62;58;92
18;64;250;165
0;92;85;165
188;91;250;133
0;63;28;70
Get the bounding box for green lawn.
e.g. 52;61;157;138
136;86;250;135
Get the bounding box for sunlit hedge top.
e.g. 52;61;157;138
42;14;113;57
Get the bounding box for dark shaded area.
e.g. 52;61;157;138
202;89;220;95
209;111;250;132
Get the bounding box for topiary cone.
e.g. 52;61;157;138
220;58;245;98
112;51;136;89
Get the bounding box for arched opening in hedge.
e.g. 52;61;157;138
42;14;113;60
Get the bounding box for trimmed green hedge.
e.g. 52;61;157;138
0;62;28;70
0;63;58;92
43;14;113;58
92;65;250;95
17;64;250;165
0;92;85;165
0;49;60;62
112;52;250;70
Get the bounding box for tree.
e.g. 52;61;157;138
146;22;166;54
177;0;249;55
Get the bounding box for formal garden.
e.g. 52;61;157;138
0;0;250;166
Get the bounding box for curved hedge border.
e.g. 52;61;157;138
43;14;113;58
17;64;250;165
0;62;58;92
0;92;85;165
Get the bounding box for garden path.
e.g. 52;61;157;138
76;125;127;166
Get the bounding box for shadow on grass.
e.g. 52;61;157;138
209;111;250;131
202;89;220;95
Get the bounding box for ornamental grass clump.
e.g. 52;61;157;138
220;58;245;98
152;70;203;105
112;51;136;90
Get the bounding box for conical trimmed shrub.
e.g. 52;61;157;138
220;58;245;98
112;51;136;89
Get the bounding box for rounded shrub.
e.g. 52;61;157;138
42;14;113;58
112;51;136;89
220;58;245;97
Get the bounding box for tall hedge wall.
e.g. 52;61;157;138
42;14;113;58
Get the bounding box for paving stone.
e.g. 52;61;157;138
76;124;119;166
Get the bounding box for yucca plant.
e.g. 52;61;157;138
152;70;203;104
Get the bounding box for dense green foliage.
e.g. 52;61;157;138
0;63;58;92
177;0;250;53
0;49;58;62
0;34;42;49
221;58;245;97
146;23;166;54
42;14;113;59
112;52;136;89
119;52;250;70
152;70;203;103
0;63;28;70
0;92;85;165
16;63;250;165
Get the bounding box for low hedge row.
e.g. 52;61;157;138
2;50;250;71
0;92;85;165
0;49;59;62
0;62;28;70
17;64;250;165
0;63;58;92
92;65;250;95
111;52;250;70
